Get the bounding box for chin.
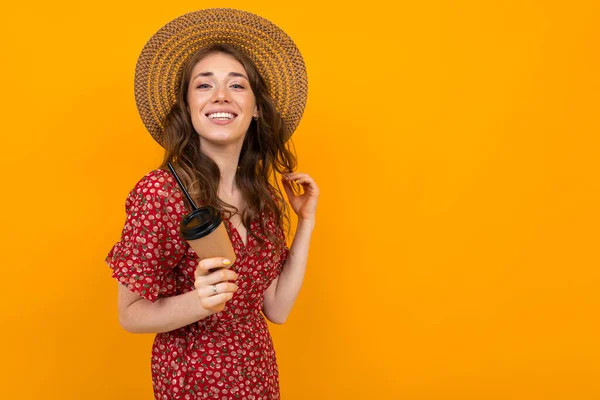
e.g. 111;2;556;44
198;131;246;146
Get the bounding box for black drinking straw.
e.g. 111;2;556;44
167;162;198;210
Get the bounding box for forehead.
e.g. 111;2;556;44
191;52;247;75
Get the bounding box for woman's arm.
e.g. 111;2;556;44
263;171;319;324
118;284;210;334
262;218;315;324
118;257;239;334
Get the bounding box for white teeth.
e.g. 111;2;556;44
207;112;235;120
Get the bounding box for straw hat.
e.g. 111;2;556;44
134;8;308;146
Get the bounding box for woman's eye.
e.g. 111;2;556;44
231;84;244;89
197;83;211;89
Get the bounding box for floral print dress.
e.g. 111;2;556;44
106;169;289;399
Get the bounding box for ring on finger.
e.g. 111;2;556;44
212;284;218;295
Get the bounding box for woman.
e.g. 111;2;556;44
106;9;318;399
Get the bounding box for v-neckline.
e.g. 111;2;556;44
225;216;249;249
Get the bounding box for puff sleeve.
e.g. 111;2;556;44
105;170;187;302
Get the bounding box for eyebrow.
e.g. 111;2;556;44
192;72;249;81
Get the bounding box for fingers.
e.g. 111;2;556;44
282;172;315;185
195;257;232;277
282;173;306;195
281;176;301;197
196;281;239;298
194;262;239;313
200;292;234;310
194;268;238;290
282;172;319;196
283;172;310;184
202;268;239;286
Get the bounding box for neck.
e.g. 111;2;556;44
200;140;243;198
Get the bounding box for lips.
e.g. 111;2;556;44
205;112;237;125
205;112;238;120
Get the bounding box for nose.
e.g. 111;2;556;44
211;85;231;103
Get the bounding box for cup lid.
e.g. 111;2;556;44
180;206;223;240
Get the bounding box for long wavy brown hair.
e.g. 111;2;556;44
159;43;297;252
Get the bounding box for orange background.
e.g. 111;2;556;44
1;1;599;399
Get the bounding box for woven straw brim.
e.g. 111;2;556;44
134;8;308;147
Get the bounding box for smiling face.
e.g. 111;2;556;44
186;52;259;148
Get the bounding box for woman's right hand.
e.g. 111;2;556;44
194;257;239;314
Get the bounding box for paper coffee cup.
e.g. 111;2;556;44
180;206;237;269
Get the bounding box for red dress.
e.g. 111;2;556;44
106;169;289;399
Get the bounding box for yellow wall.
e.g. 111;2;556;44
1;1;599;399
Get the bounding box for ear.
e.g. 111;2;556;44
253;104;259;119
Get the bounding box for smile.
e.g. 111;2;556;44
206;112;237;120
204;112;238;126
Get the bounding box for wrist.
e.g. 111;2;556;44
298;218;315;228
189;290;212;319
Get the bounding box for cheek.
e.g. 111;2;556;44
188;107;200;124
186;97;205;120
240;96;257;114
185;102;203;134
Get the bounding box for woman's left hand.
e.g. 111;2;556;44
281;172;320;222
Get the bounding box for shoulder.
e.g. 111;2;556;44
124;168;186;216
129;168;176;194
127;169;180;202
